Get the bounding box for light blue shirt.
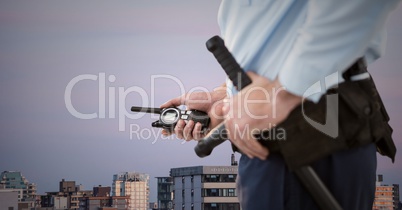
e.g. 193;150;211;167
218;0;400;102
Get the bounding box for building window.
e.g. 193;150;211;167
202;189;219;197
227;174;236;182
203;175;220;183
220;174;237;182
203;174;238;182
203;203;240;210
228;189;236;197
207;203;218;210
211;189;218;197
202;188;237;197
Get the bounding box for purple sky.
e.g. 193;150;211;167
0;1;401;202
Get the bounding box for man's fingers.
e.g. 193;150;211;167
234;131;268;160
226;120;269;160
161;129;172;137
232;140;256;159
174;120;185;139
193;122;204;140
244;137;269;160
225;120;256;159
183;120;195;141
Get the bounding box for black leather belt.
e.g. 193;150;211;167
342;58;367;81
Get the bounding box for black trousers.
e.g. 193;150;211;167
237;143;377;210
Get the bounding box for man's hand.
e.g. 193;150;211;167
160;84;227;140
222;72;302;160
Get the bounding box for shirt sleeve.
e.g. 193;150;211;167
278;0;400;102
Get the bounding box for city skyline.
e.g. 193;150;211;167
1;169;400;210
1;0;402;204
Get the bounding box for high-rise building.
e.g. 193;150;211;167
170;165;239;210
93;185;111;197
0;189;19;210
43;179;92;209
373;174;400;210
78;185;129;209
79;195;129;209
59;178;76;193
156;176;174;210
0;171;36;202
112;172;150;210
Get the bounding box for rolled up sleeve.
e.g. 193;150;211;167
279;0;400;102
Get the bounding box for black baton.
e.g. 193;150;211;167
194;36;251;158
194;35;342;210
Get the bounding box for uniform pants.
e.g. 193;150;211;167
237;143;377;210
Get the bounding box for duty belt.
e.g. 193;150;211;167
257;58;396;170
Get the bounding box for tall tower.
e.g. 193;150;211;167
0;171;36;201
112;172;149;210
156;177;174;210
231;154;238;166
170;166;239;210
373;174;400;210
